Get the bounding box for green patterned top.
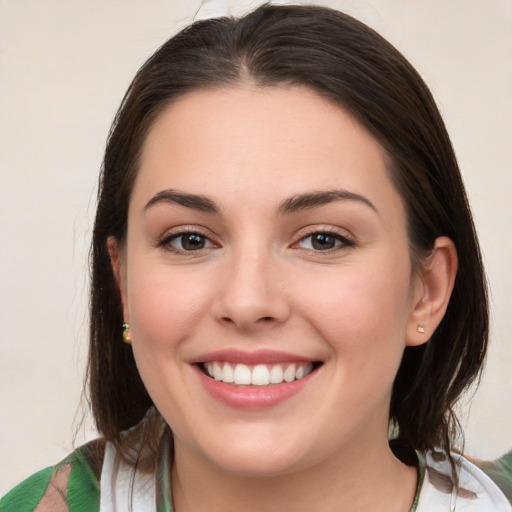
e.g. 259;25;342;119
2;438;511;512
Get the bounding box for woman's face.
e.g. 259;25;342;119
116;85;426;476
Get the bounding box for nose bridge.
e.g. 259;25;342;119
214;236;289;328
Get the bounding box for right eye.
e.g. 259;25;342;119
160;232;215;252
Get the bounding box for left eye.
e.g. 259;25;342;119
167;233;214;251
297;232;349;251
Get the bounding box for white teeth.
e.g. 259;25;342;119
213;362;223;381
283;364;296;382
251;365;270;386
221;363;235;383
203;361;315;386
234;364;252;385
269;365;284;384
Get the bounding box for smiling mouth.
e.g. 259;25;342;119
200;361;322;386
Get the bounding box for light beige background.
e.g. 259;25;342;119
1;0;511;495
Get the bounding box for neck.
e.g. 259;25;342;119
170;436;417;512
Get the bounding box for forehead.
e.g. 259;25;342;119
134;85;404;219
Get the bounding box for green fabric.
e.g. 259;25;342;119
66;453;100;511
0;441;102;512
478;450;512;504
0;466;53;512
2;440;510;510
409;452;426;512
156;433;174;512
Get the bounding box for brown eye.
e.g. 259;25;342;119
297;232;354;251
311;233;337;250
162;232;215;252
180;233;206;250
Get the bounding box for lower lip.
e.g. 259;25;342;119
193;365;315;410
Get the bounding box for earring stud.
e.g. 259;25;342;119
417;325;426;334
122;322;131;343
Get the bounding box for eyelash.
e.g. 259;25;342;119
156;230;217;254
295;230;355;252
157;228;355;255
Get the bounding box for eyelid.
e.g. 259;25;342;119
292;226;356;251
156;226;220;253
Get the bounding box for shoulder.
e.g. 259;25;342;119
0;439;105;512
416;451;512;512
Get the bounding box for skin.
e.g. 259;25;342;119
110;84;457;511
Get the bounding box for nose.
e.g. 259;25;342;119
211;247;291;331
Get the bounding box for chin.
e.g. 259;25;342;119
184;430;313;478
209;448;307;478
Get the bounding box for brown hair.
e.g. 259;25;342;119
88;4;488;465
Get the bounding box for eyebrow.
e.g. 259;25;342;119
278;189;378;215
144;189;220;214
144;188;377;216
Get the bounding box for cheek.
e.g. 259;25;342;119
124;264;214;429
296;260;413;366
126;263;211;356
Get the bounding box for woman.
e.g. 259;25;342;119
1;4;510;511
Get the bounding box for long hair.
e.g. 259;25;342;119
88;3;488;465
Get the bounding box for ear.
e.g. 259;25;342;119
108;236;130;324
406;236;458;346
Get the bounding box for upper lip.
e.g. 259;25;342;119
189;349;319;365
